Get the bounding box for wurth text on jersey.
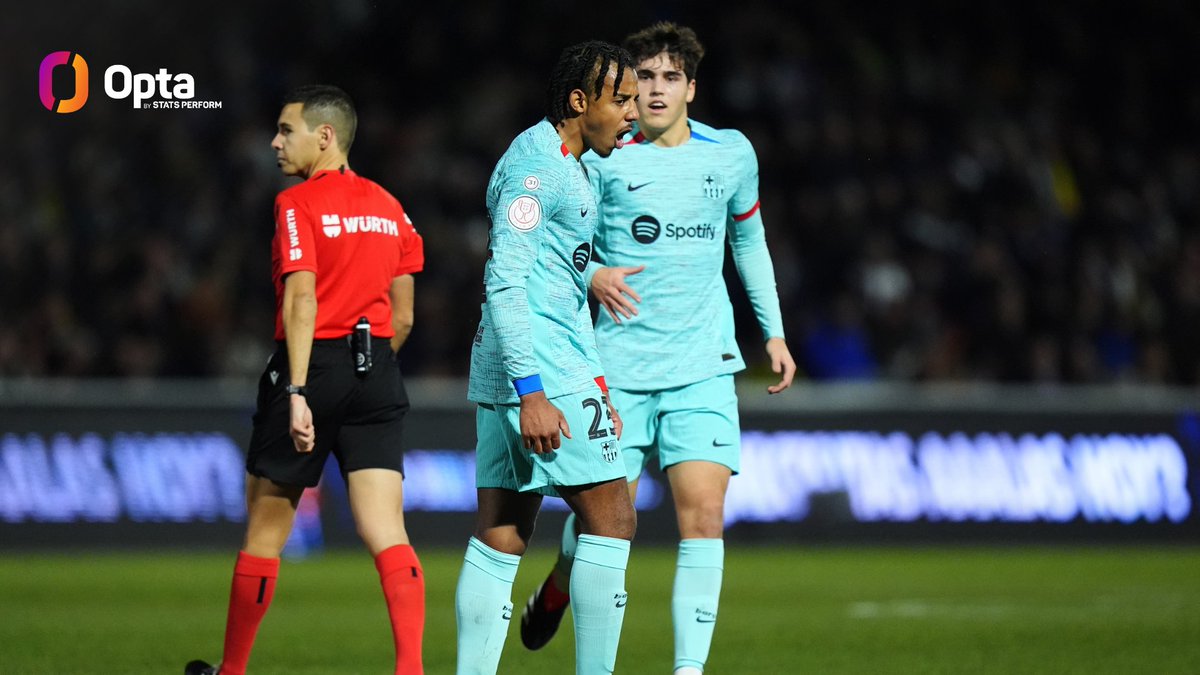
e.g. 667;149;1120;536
318;213;401;238
285;208;301;261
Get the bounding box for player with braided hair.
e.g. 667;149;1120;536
454;39;639;675
521;22;796;675
545;41;635;126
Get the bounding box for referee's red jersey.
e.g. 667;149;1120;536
271;168;424;340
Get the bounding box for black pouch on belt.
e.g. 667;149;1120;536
351;316;373;376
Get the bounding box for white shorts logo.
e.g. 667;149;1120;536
507;195;541;231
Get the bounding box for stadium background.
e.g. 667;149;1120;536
3;1;1200;673
6;0;1200;383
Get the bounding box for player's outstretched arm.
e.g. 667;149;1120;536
519;391;572;454
765;337;796;394
590;265;645;323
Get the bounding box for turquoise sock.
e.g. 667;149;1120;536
554;512;579;580
672;539;724;671
570;534;631;675
455;537;520;675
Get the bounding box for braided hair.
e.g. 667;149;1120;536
545;40;635;125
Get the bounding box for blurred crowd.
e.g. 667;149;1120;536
4;0;1198;383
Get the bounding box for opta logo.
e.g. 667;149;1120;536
39;51;89;113
39;52;219;111
631;215;661;244
572;242;592;272
104;65;195;108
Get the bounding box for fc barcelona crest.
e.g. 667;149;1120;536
601;440;618;463
702;174;725;199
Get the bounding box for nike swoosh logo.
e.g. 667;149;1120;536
712;440;733;447
627;182;652;191
581;207;588;217
501;610;512;620
615;600;627;608
696;617;716;623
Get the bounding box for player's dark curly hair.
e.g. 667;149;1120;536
546;41;635;125
623;22;706;81
283;84;357;153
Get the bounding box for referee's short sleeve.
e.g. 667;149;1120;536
394;206;424;276
274;193;318;276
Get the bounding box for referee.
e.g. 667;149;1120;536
187;85;426;675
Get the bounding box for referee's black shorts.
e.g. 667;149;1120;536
247;337;409;487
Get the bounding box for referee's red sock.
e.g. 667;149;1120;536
220;552;279;675
375;544;426;675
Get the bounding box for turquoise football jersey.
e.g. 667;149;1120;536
468;120;603;404
581;119;785;390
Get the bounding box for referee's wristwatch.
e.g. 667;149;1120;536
285;384;308;397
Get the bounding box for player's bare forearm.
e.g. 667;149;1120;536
282;271;318;387
389;274;415;352
389;328;410;352
288;396;315;453
519;391;571;454
283;271;317;453
765;337;796;394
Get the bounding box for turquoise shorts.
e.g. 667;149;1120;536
613;374;740;479
475;385;625;496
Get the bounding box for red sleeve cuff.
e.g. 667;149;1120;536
280;263;318;277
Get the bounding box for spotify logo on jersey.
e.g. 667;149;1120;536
631;215;661;244
573;242;592;272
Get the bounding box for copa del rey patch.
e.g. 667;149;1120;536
507;195;541;231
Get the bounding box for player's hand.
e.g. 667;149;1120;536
604;394;623;440
590;266;644;323
519;391;571;454
289;394;316;453
765;337;796;394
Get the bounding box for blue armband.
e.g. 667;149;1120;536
513;373;544;397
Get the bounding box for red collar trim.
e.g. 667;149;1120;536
560;143;570;157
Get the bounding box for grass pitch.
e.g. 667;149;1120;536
1;545;1198;674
